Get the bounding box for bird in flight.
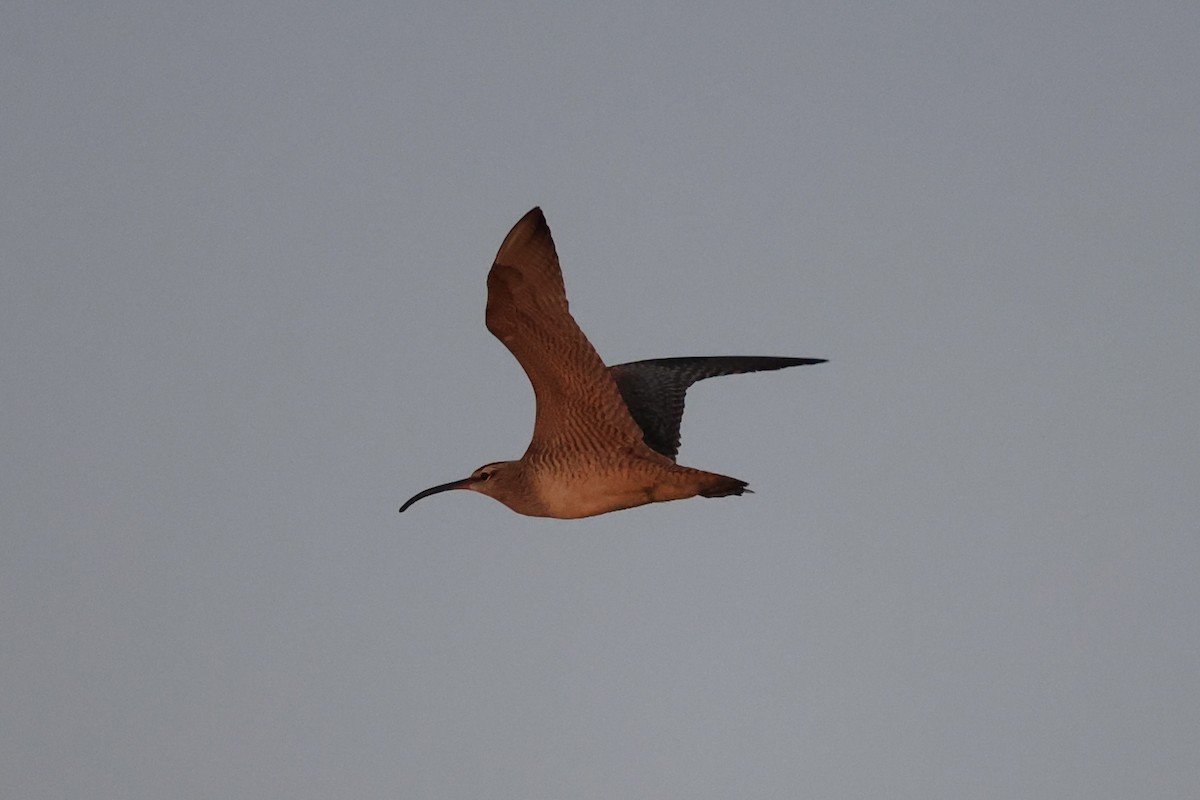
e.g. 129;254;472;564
400;208;825;518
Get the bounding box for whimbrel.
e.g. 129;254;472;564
399;208;825;518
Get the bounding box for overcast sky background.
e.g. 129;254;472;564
4;2;1199;798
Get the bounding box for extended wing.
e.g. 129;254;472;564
609;356;826;459
486;208;652;459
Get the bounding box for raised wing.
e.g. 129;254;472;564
609;356;826;459
486;208;651;458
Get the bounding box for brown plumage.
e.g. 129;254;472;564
399;208;825;518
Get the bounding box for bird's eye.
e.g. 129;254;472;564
478;471;491;481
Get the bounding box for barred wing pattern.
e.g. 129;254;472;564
485;208;650;458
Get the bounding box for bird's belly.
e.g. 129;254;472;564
532;468;698;519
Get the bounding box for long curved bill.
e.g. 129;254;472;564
399;477;472;513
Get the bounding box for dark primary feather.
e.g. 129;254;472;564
608;356;826;459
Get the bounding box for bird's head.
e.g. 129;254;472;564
399;460;532;513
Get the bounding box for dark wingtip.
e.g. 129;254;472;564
516;206;546;231
494;207;552;265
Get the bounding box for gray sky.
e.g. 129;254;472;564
4;2;1199;798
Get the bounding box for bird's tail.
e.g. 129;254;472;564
698;473;752;498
